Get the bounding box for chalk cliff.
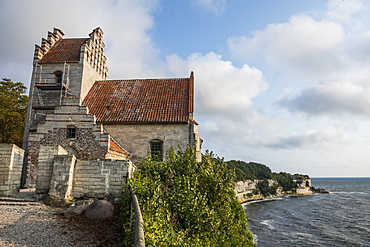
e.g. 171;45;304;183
235;177;313;203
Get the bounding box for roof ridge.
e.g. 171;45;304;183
95;78;190;83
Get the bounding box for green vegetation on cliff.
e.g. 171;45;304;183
227;160;310;194
121;147;255;246
226;160;272;181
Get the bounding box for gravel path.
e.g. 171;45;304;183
0;190;123;247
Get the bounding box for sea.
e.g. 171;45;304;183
243;177;370;247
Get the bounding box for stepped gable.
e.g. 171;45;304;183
82;77;194;123
38;38;89;64
33;27;108;79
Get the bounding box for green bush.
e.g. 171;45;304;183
124;146;255;246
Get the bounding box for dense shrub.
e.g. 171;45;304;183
122;147;255;246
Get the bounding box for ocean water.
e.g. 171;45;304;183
243;177;370;247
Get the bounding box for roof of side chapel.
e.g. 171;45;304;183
38;38;89;64
82;78;194;123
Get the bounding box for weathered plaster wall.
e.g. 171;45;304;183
104;123;194;162
0;144;24;195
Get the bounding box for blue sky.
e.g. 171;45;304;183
1;0;370;177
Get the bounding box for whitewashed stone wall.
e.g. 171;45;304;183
0;144;24;196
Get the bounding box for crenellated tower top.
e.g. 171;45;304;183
33;27;108;79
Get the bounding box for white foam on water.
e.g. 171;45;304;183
259;220;275;230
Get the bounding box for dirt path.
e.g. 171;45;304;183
0;190;123;247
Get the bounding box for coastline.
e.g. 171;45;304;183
238;191;313;204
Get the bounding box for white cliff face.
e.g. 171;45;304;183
235;178;313;203
294;178;313;195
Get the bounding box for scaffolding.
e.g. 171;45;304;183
32;62;71;109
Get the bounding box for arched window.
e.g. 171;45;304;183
53;70;63;84
150;139;163;161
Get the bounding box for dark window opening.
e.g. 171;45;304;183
54;71;63;84
150;140;163;161
66;127;76;138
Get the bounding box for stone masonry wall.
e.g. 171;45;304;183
26;104;115;187
104;123;193;163
72;159;134;198
35;145;133;199
49;154;77;199
36;145;68;194
0;144;24;196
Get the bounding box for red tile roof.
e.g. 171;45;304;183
109;138;130;155
38;38;88;64
82;78;194;123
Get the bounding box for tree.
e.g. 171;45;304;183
122;147;255;246
0;78;28;147
272;172;297;192
226;160;272;181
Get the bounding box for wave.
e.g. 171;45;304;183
242;197;283;206
259;220;275;230
329;191;368;195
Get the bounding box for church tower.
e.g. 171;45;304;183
22;27;108;186
24;27;108;133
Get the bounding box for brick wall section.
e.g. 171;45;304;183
0;144;24;195
26;104;126;187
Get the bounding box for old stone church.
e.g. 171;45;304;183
3;27;201;199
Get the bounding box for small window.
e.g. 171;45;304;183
54;71;63;84
150;140;163;161
66;127;76;138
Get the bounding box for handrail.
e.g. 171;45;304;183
128;184;145;247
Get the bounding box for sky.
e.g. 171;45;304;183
1;0;370;177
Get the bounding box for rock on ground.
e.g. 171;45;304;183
85;200;115;220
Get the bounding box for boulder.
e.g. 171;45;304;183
44;195;74;207
61;205;86;217
59;199;96;217
84;200;114;220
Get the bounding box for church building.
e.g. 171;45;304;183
22;27;202;196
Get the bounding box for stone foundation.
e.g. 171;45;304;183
0;144;24;196
35;145;134;200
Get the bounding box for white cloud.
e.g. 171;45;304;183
166;51;270;147
227;14;345;77
244;126;350;150
191;0;227;15
227;0;370;122
0;0;162;87
277;80;370;117
166;52;268;119
325;0;364;24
